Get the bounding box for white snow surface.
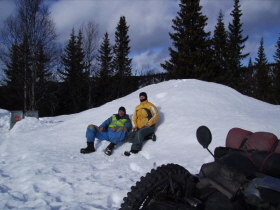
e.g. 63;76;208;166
1;79;280;209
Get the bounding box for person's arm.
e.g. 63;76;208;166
132;108;138;130
125;117;132;132
147;104;159;126
99;116;112;130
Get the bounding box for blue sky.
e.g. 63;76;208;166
0;0;279;74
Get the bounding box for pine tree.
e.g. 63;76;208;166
248;58;253;67
4;44;25;90
4;36;33;110
273;33;280;104
36;41;51;83
60;29;77;82
212;10;229;84
59;28;86;113
76;30;86;72
255;37;268;67
241;57;255;96
96;32;114;104
98;32;114;78
254;37;271;102
247;57;254;88
228;0;249;90
32;41;57;115
161;0;212;80
4;43;30;109
274;33;280;64
112;16;132;98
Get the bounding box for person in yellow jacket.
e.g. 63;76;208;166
124;92;159;156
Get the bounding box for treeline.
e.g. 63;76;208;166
0;0;144;116
161;0;280;105
0;0;279;118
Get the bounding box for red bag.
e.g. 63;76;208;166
223;128;280;177
225;128;279;153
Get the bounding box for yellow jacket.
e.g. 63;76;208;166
132;100;159;129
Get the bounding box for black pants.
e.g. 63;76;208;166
126;126;155;151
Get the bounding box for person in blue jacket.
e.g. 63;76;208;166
80;106;132;156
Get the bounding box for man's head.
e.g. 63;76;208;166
139;92;147;102
118;106;126;116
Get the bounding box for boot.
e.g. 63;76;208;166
104;142;115;156
124;149;139;156
150;133;156;141
145;133;156;141
80;142;95;154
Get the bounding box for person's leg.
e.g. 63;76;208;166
144;133;157;141
85;124;99;142
104;141;115;156
131;126;155;151
125;131;137;143
123;131;138;156
110;130;127;145
81;124;99;153
104;129;127;156
86;124;110;141
82;125;109;154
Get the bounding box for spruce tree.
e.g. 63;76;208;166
228;0;249;90
241;57;255;97
4;43;30;109
36;42;51;82
97;32;114;104
274;33;280;64
112;16;132;98
60;29;78;82
4;44;25;90
32;41;52;111
255;37;268;67
76;30;86;74
273;33;280;104
248;58;253;67
98;32;114;78
254;37;270;102
59;28;86;113
212;10;229;84
4;37;33;111
161;0;212;80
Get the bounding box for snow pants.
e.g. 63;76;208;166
125;126;156;151
86;124;127;145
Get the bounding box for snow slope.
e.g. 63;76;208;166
1;79;280;210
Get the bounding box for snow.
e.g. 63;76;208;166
1;79;280;210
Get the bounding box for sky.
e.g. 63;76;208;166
1;79;280;209
0;0;279;74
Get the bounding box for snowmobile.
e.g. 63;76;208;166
119;126;280;210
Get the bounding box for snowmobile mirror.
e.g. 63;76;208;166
196;126;215;159
196;125;212;149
